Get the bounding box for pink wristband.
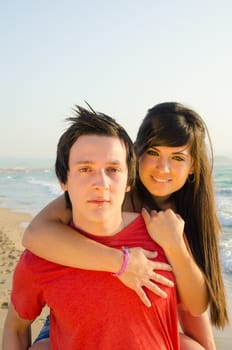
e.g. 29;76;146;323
112;246;129;277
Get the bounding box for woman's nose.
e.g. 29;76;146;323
155;157;170;172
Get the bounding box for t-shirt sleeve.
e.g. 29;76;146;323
11;250;46;320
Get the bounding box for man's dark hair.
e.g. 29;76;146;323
55;105;136;208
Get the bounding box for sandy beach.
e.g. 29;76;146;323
0;208;48;347
0;207;231;349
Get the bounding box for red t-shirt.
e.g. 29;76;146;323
11;215;179;349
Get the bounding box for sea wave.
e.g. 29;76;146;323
0;167;53;174
26;177;62;197
215;186;231;196
220;239;232;274
219;212;232;227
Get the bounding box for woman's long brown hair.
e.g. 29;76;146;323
132;102;228;328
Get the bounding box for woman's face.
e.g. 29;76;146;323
139;144;194;200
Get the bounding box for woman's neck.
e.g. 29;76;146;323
153;195;175;210
124;191;176;212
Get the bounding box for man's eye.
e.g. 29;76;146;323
79;167;91;172
108;168;120;173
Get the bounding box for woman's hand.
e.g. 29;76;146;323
142;208;208;315
118;247;174;307
141;208;185;251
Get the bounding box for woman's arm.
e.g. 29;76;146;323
23;195;124;271
22;195;174;307
142;208;209;315
142;208;215;349
178;306;216;350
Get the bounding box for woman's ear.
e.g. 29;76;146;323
189;162;194;175
125;185;131;193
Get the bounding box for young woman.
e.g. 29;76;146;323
24;102;228;350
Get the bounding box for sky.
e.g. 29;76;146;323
1;0;232;159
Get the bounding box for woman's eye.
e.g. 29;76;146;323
172;156;184;162
147;149;159;156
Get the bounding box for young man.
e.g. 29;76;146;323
3;106;179;349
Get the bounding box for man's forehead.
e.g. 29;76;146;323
69;135;127;163
74;134;123;144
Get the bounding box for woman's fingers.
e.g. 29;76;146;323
151;272;174;287
135;288;152;307
150;260;172;271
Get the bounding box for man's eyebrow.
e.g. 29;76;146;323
74;160;123;165
74;160;94;164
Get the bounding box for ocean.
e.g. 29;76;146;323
0;155;231;278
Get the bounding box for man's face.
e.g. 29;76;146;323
61;135;130;235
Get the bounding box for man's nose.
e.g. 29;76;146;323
92;170;110;189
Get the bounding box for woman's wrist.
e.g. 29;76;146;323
112;247;129;277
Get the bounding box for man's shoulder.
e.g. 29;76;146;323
122;211;140;226
17;249;52;268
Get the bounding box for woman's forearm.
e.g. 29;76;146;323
23;196;123;271
24;216;174;307
178;306;216;350
22;198;174;306
142;208;209;315
165;241;208;315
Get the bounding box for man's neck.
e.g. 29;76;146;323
72;214;125;237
